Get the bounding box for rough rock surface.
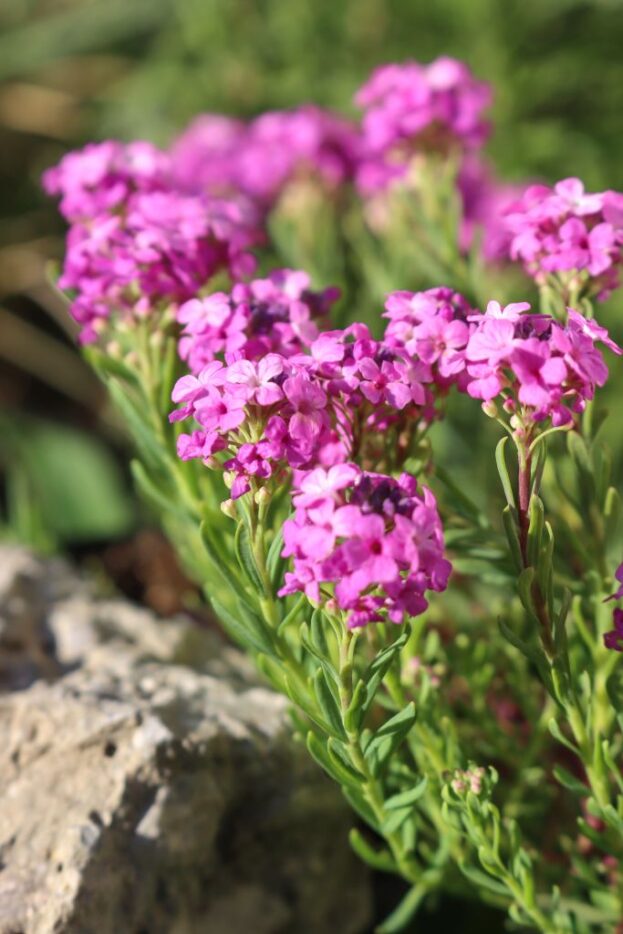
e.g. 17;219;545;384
0;546;371;934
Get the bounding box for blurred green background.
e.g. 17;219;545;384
1;0;623;604
1;2;623;928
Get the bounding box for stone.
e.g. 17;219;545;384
0;547;371;934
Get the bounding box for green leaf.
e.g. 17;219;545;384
234;522;267;595
108;378;169;470
341;785;380;832
458;863;509;897
495;437;516;508
376;882;427;933
210;596;275;657
435;464;487;526
365;703;417;774
266;527;286;588
361;629;410;714
567;430;592;475
327;738;365;783
548;718;581;755
376;702;417;738
552;765;588;796
313;668;346;738
381;807;412;835
384;777;428;810
497;618;543;667
604;486;621;549
306;732;358;787
349;829;396;873
277;593;307;635
516;567;539;622
343;680;367;733
84;345;140;386
131;460;183;520
310;608;331;658
200;521;251;602
502;506;523;573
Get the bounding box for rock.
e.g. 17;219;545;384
0;547;371;934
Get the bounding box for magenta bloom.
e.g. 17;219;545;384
279;466;451;627
465;300;621;424
177;269;339;373
42;140;170;221
355;57;491;194
171;291;438;502
44;140;264;342
502;177;623;300
384;287;477;391
170;105;360;209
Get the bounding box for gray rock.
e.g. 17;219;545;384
0;547;371;934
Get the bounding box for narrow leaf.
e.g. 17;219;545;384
349;829;396;873
495;437;516;508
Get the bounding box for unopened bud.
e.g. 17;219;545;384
481;400;498;419
220;498;237;519
254;486;270;506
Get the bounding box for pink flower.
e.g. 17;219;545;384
464;301;618;423
283;374;328;445
279;466;451;627
176;269;338;373
227;355;285;405
502;177;623;301
355;57;491;195
384;287;477;390
604;609;623;652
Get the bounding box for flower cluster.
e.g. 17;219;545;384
449;766;487;796
44;141;262;342
604;563;623;652
42;140;170;222
464;301;621;425
355;57;491;194
279;465;451;628
177;269;340;373
170;106;360;209
171;317;435;500
503;178;623;300
384;286;477;390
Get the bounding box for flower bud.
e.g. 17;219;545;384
220;498;237;519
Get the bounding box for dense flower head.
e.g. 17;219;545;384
44;140;264;342
384;287;477;390
355;57;492;194
169;114;248;197
502;178;623;300
278;464;451;627
464;300;621;425
171;316;436;500
42;140;170;222
170;106;360;209
177;269;340;373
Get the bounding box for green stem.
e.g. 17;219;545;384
338;632;421;888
